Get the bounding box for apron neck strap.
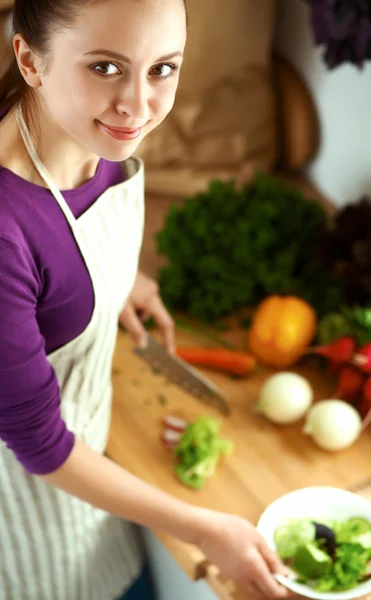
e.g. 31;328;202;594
15;102;77;225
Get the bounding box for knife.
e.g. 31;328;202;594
133;334;231;415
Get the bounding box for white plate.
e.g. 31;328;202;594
257;486;371;600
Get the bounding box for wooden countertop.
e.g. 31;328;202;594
106;324;371;599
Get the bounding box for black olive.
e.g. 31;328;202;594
313;522;337;558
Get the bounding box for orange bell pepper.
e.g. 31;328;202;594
248;295;317;368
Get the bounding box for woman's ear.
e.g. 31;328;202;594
13;33;42;88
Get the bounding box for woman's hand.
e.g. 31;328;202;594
119;270;175;353
195;508;292;600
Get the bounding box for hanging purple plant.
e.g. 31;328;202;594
305;0;371;69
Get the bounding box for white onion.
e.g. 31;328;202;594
255;372;313;424
303;400;362;451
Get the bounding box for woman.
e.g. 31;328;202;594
0;1;291;599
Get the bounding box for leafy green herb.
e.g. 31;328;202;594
156;173;343;323
174;416;234;490
318;305;371;345
316;543;370;591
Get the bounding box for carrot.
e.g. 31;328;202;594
176;346;257;377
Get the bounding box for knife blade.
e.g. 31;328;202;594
133;334;230;415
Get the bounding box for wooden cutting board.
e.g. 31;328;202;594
107;325;371;521
106;324;371;598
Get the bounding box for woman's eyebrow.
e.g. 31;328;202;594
84;49;183;63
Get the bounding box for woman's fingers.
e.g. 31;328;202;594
147;295;176;354
119;302;147;348
258;539;289;577
120;295;175;354
244;548;292;599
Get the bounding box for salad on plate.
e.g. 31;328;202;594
274;516;371;592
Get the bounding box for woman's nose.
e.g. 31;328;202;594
115;77;149;122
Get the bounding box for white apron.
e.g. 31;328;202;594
0;104;144;600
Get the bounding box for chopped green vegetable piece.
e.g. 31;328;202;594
157;394;168;406
292;542;332;580
173;416;234;490
174;463;204;490
328;543;369;590
274;519;316;559
315;573;337;592
274;516;371;592
335;517;371;544
356;532;371;549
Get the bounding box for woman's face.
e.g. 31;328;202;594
33;0;187;161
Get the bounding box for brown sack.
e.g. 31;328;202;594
138;0;278;197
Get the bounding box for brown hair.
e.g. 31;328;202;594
0;0;188;115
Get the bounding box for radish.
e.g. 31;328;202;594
334;365;366;404
160;428;182;449
162;415;188;432
307;336;356;370
359;376;371;429
352;344;371;374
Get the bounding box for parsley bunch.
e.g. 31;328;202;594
156;173;344;323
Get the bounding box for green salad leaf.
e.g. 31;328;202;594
274;519;316;559
274;516;371;592
174;416;234;490
316;543;370;591
333;517;371;544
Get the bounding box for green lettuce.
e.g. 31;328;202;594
316;542;371;591
174;416;234;490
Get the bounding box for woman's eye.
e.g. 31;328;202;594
151;63;178;79
92;62;121;77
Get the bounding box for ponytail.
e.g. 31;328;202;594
0;54;28;114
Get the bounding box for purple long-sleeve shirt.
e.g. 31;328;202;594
0;151;125;475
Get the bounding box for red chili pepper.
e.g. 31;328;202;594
352;343;371;374
334;365;367;404
359;376;371;429
307;335;357;369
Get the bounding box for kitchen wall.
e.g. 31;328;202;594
275;0;371;207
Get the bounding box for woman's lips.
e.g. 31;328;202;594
98;121;143;141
